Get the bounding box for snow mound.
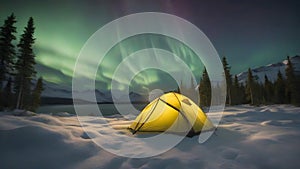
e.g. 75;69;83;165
51;111;73;117
0;105;300;169
12;109;37;116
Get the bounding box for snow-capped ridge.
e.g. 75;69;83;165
237;55;300;83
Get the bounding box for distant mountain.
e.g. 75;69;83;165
41;81;72;99
41;80;148;104
36;62;149;104
117;91;148;103
237;55;300;83
35;63;72;86
40;55;300;104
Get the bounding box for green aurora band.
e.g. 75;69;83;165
96;34;204;92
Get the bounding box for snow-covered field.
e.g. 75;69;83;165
1;105;300;169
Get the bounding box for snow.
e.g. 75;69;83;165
0;105;300;169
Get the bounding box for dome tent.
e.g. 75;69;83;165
128;92;215;137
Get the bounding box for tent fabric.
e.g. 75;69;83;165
128;92;215;137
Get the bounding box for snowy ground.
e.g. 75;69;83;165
0;105;300;169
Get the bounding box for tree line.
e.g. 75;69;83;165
0;13;43;111
198;56;300;107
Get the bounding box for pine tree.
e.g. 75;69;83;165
199;67;211;107
0;89;2;110
240;83;246;104
285;56;294;103
245;68;261;105
212;82;223;105
246;68;254;104
286;56;300;106
2;77;13;109
176;85;180;94
14;17;36;109
189;76;197;103
190;76;196;92
178;80;184;94
29;77;43;111
0;13;17;89
222;57;232;105
256;82;264;104
274;71;286;104
293;76;300;106
177;80;183;94
263;75;273;104
285;56;298;105
232;75;244;105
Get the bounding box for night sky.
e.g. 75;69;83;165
0;0;299;92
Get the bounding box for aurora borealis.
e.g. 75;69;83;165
0;0;299;92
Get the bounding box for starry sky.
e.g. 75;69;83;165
0;0;299;92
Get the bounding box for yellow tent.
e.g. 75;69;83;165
128;92;215;137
